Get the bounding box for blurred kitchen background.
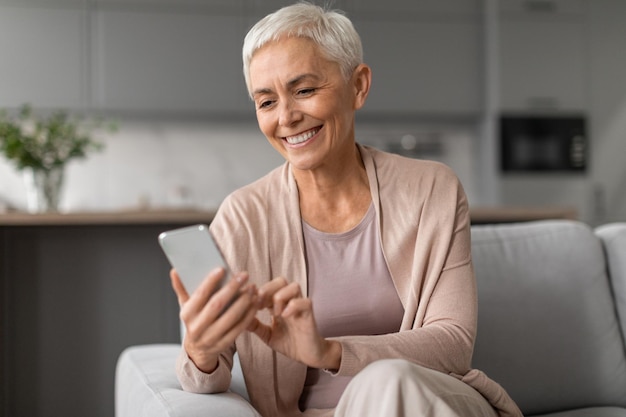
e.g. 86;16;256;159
1;0;625;225
2;2;626;417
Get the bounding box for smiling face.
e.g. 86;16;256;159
249;36;370;175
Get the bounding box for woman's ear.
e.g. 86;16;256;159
352;63;372;110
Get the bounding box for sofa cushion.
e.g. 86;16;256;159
470;220;626;416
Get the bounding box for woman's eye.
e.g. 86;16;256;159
297;88;316;96
257;100;274;109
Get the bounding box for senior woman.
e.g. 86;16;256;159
171;2;521;417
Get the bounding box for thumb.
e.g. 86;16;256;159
247;317;272;345
170;269;189;307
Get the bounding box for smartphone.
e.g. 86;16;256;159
158;224;230;295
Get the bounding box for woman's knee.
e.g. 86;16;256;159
337;360;497;417
352;358;426;387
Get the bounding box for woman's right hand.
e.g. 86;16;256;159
170;267;258;373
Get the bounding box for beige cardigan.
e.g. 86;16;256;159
177;145;522;417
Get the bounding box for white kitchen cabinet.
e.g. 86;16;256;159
353;16;482;116
245;0;351;25
93;9;250;114
498;1;588;112
0;0;84;5
499;0;585;15
247;0;479;17
0;4;87;109
351;0;480;14
94;0;240;8
0;0;483;117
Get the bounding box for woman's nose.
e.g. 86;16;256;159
278;99;302;127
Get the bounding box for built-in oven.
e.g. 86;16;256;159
500;115;587;173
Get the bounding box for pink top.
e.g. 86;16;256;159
299;203;404;410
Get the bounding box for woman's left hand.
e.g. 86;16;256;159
247;277;342;370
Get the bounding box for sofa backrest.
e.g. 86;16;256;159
470;220;626;415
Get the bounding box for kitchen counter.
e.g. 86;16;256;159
469;206;577;224
0;208;216;226
0;205;576;227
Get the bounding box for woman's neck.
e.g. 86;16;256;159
294;145;372;233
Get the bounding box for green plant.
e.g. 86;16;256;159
0;104;116;172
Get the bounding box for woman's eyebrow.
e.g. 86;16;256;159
287;73;320;88
252;87;273;97
252;73;321;97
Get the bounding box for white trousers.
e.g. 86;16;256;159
333;359;498;417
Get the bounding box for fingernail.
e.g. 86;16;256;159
235;273;248;284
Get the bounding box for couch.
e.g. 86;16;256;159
115;220;626;416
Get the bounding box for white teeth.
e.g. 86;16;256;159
285;129;318;145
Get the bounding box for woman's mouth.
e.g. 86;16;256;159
284;127;321;145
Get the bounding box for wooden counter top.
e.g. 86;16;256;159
0;206;577;226
470;206;577;224
0;208;217;226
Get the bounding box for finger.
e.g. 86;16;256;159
182;267;230;317
221;292;261;340
246;316;261;333
170;269;189;307
184;286;253;347
272;282;302;317
198;286;259;350
215;282;256;322
282;297;313;318
200;272;251;322
257;277;289;308
247;315;273;345
215;307;260;354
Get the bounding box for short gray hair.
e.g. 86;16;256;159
242;1;363;97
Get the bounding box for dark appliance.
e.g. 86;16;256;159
500;115;587;172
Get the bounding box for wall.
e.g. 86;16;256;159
0;121;278;211
0;120;478;212
588;0;626;224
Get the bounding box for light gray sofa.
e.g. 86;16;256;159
115;220;626;417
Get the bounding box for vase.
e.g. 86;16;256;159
23;167;65;213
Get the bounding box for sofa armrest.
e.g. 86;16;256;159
596;223;626;342
115;344;261;417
